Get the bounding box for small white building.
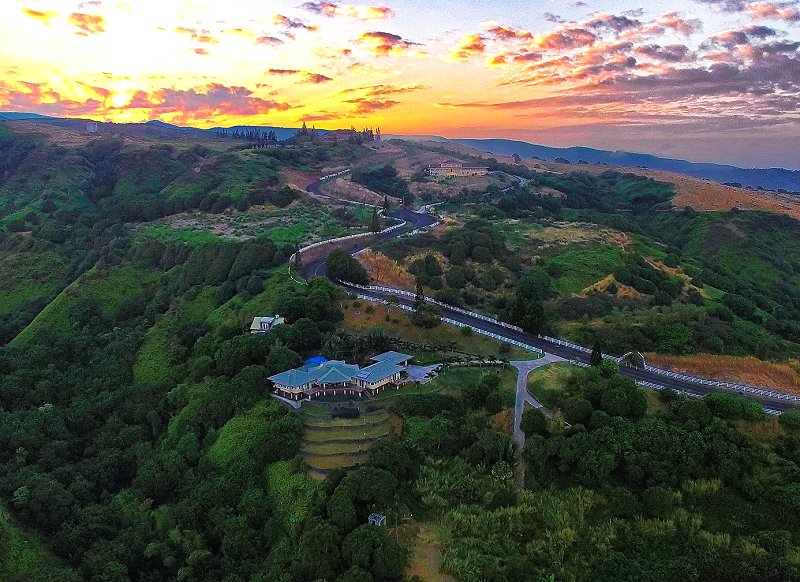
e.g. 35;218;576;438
86;122;99;133
250;315;285;334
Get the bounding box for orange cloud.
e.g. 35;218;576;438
175;26;219;44
654;12;703;36
482;24;533;42
68;12;105;35
22;8;58;25
356;31;425;57
273;14;318;31
299;112;341;121
256;35;284;47
535;27;597;50
446;34;487;61
338;84;426;97
301;1;394;21
0;80;107;116
267;69;333;83
746;1;800;21
345;97;399;114
125;83;292;124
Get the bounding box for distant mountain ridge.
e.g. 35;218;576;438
3;112;798;191
441;137;800;192
0;112;331;145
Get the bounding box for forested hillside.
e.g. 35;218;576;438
2;123;800;581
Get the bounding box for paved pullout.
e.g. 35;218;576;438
510;355;566;449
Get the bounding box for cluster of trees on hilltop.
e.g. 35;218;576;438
215;127;280;142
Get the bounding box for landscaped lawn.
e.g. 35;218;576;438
303;410;390;427
302;441;369;455
527;362;578;405
304;451;369;471
302;423;395;442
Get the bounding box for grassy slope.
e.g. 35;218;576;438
0;503;77;581
161;150;280;202
11;265;160;346
646;353;800;393
548;244;627;296
133;286;218;386
133;319;176;386
266;461;317;532
207;400;280;466
207;269;304;329
0;252;68;315
527;362;578;402
0;145;92;221
342;299;535;362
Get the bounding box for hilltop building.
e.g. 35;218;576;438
86;121;98;133
319;129;357;143
427;162;488;177
250;315;285;334
269;351;412;400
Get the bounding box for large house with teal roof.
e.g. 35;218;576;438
269;351;412;401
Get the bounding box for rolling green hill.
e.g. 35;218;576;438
1;123;800;581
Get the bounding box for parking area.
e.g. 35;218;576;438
406;364;441;384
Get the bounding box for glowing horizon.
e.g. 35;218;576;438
2;0;800;168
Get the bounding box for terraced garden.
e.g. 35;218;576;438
300;408;402;479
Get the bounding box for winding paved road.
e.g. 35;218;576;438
299;177;798;415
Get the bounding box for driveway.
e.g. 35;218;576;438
510;354;565;449
406;364;440;384
510;354;565;489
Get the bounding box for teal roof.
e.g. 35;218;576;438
370;351;413;366
357;361;404;384
269;360;360;388
269;368;313;388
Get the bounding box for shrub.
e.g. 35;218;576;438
779;410;800;431
326;249;370;285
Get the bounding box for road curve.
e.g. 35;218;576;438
300;177;797;414
301;176;436;279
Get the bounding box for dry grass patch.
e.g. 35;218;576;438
407;524;456;582
528;222;627;250
357;249;416;289
738;416;787;443
282;168;318;191
580;274;643;300
342;300;534;360
536;159;800;221
647;353;800;394
490;408;514;437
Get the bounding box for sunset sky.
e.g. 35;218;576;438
2;0;799;168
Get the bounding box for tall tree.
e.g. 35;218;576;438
370;208;381;233
590;342;603;366
293;243;302;272
414;278;425;309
